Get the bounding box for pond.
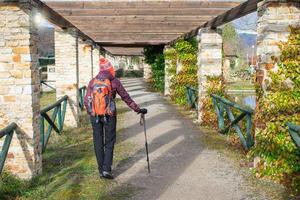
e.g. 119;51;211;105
229;92;256;110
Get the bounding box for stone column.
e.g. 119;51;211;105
55;28;79;127
197;28;223;123
92;46;99;77
256;0;300;84
176;58;183;74
164;46;172;96
255;0;300;127
143;60;152;82
0;3;42;179
78;40;92;87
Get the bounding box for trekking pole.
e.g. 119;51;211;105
140;113;150;174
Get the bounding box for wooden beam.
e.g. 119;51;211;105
63;15;216;22
79;24;203;33
54;8;230;16
45;1;242;10
98;41;167;47
91;33;179;41
205;0;260;28
169;0;260;45
72;21;203;26
103;47;144;56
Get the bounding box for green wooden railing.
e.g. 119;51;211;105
0;123;17;173
40;95;68;152
185;86;198;112
78;86;87;110
287;122;300;150
211;94;254;150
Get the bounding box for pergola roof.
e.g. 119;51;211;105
104;47;144;56
43;0;245;50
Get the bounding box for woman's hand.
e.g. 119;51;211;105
138;108;148;114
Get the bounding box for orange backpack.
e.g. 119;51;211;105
91;78;115;116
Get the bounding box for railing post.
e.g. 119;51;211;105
0;2;42;179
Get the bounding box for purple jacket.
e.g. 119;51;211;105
84;71;140;115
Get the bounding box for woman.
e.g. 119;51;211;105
84;58;147;179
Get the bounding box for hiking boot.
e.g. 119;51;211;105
102;171;114;179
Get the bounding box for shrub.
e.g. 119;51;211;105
164;39;198;105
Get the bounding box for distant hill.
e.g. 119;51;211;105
37;26;54;57
238;33;257;47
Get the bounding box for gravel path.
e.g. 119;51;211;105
113;78;284;200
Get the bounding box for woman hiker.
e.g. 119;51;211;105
84;58;147;179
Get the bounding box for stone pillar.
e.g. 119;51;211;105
256;0;300;84
176;58;183;74
0;3;42;179
197;28;223;122
55;28;79;127
255;0;300;127
92;46;99;77
143;60;152;82
78;40;92;87
164;46;172;96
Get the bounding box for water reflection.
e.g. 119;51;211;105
243;96;256;110
232;94;256;110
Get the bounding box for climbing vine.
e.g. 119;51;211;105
200;76;227;127
164;39;198;105
250;27;300;192
144;46;165;92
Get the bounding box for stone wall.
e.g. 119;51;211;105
0;4;42;179
55;28;79;127
197;28;223;123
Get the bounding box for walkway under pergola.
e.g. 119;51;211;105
42;0;256;55
1;0;299;194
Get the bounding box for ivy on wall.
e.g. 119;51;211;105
164;39;198;105
251;27;300;192
144;46;165;92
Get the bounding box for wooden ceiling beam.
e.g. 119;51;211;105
63;15;216;21
91;34;179;41
103;47;144;56
54;8;229;16
77;25;203;33
45;1;241;10
98;41;167;47
72;21;203;26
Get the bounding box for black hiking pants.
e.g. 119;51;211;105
90;115;117;173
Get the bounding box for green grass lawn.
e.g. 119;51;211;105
0;94;135;200
227;81;255;91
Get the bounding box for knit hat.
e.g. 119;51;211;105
99;57;115;77
99;58;114;71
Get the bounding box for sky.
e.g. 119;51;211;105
233;12;258;34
